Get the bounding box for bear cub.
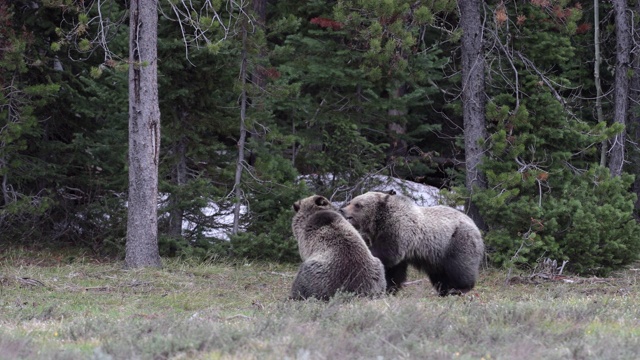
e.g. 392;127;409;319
290;195;387;300
340;191;484;296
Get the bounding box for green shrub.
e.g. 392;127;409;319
474;96;640;276
229;150;310;263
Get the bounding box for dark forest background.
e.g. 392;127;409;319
3;0;640;275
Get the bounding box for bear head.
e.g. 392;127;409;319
292;195;334;226
340;191;394;236
293;195;332;213
292;195;338;258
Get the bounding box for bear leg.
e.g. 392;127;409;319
385;260;408;294
413;259;475;296
420;266;450;296
437;255;477;296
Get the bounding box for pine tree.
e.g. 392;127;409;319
473;1;640;275
155;3;241;256
608;0;631;176
0;1;62;242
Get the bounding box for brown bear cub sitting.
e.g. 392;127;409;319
340;191;484;296
290;195;387;300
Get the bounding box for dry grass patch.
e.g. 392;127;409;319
2;248;640;359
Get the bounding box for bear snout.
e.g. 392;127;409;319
338;207;353;220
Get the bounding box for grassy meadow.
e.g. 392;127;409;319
1;248;640;359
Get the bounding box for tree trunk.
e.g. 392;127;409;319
168;135;187;239
594;0;606;167
386;81;408;162
631;0;640;218
1;157;9;206
252;0;268;92
609;0;631;177
232;26;249;235
126;0;162;268
459;0;487;230
247;0;268;168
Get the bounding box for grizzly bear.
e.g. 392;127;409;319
340;191;484;296
290;195;387;300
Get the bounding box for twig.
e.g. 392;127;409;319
83;286;111;292
378;335;409;358
267;271;295;278
403;279;427;286
17;277;46;287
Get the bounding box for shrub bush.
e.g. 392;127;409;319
473;98;640;276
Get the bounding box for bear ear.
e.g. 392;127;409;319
315;196;330;207
386;189;397;195
293;202;300;212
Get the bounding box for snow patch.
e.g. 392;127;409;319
360;174;446;207
176;175;448;240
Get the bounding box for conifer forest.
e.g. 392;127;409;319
3;0;640;275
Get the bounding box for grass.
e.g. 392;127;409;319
2;248;640;359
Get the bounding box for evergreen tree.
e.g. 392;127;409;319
269;0;452;198
226;1;311;261
0;1;69;243
473;1;640;275
270;0;387;194
3;0;639;274
155;4;241;256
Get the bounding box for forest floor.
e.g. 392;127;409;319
1;247;640;359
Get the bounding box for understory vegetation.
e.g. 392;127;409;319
3;0;640;275
2;248;640;359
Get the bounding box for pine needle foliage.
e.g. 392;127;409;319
472;1;640;276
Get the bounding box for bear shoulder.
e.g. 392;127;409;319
420;205;474;221
305;209;343;230
420;205;462;214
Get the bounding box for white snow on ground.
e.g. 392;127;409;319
358;174;445;207
179;175;446;239
180;203;247;240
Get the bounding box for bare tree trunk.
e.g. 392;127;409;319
1;157;9;206
252;0;266;24
459;0;487;230
387;83;408;166
594;0;607;167
168;135;187;238
232;26;248;235
2;78;18;206
609;0;631;177
631;0;640;219
252;0;267;89
126;0;162;268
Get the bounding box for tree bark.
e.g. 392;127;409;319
459;0;487;230
168;135;187;239
594;0;606;167
251;0;267;94
126;0;162;268
232;26;249;235
631;0;640;218
387;83;408;165
1;157;9;206
609;0;631;177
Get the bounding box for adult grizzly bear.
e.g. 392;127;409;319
340;191;484;296
290;195;387;300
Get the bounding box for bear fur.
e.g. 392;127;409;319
290;195;387;300
340;191;484;296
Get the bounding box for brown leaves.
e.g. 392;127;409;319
310;17;343;31
495;5;508;26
